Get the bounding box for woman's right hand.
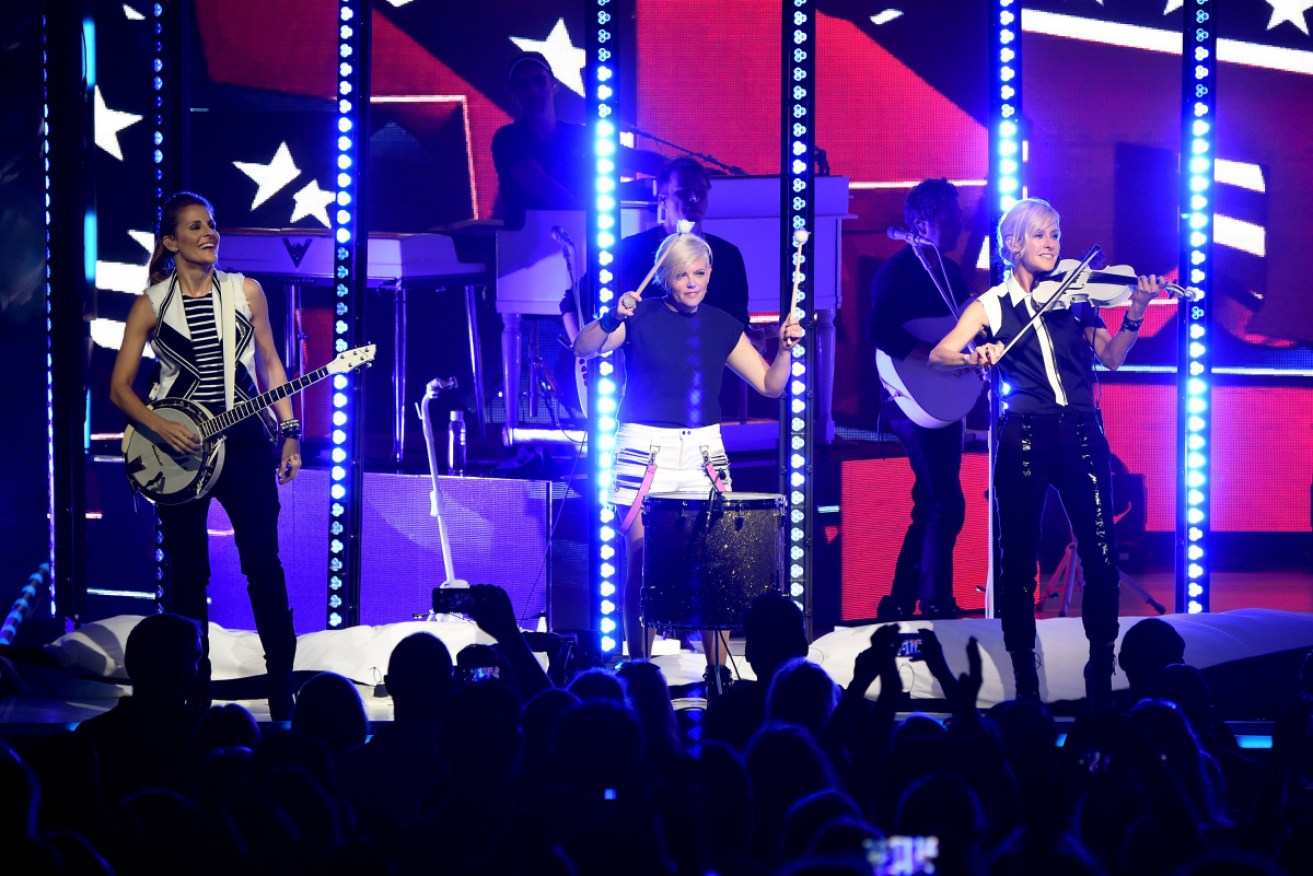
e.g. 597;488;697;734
617;289;641;320
153;417;201;454
966;343;1004;369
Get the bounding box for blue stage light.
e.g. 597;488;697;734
779;3;817;627
588;2;621;654
1176;0;1213;617
326;0;368;629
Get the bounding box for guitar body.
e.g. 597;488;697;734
122;398;228;505
875;316;985;429
575;358;588;414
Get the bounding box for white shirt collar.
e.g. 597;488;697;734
1004;272;1031;307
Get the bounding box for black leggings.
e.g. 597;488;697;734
994;410;1120;653
157;420;296;685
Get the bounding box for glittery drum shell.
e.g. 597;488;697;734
641;492;785;630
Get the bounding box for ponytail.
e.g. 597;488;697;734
148;191;214;287
147;239;175;286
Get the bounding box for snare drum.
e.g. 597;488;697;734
640;492;785;630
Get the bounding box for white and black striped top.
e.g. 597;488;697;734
182;293;226;412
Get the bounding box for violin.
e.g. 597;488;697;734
1032;258;1201;308
991;246;1201;365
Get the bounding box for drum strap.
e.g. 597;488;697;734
701;447;728;494
620;448;659;535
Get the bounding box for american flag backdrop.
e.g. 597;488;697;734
81;1;1313;542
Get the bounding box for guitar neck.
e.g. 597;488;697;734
198;365;331;439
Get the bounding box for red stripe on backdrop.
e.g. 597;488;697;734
839;455;990;620
1097;384;1313;533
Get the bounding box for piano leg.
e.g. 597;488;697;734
282;281;306;433
393;281;407;464
464;283;488;439
816;307;836;444
501;310;522;442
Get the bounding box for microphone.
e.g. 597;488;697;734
887;226;931;246
551;226;574;249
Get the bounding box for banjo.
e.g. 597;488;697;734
122;344;376;505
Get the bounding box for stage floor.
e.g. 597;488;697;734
1034;568;1313;620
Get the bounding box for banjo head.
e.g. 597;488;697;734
123;398;225;504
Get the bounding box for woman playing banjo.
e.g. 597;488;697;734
109;191;300;719
573;231;803;684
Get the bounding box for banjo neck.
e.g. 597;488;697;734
197;364;334;440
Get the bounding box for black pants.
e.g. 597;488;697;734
888;414;966;610
994;410;1120;653
157;420;296;692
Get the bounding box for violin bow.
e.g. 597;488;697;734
992;245;1103;365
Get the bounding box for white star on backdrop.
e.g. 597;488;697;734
1163;0;1183;13
1265;0;1313;35
128;230;154;252
234;142;302;210
511;19;586;97
122;4;144;21
290;179;336;227
93;86;141;161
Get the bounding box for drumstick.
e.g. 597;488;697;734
621;219;696;310
787;228;810;322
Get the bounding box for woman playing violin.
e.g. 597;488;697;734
929;197;1163;710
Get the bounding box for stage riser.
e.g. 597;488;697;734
203;471;556;635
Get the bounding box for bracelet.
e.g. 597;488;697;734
1120;314;1145;332
278;418;303;440
598;310;622;334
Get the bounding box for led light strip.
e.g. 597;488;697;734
327;0;368;628
1178;0;1214;614
782;0;816;628
587;0;622;658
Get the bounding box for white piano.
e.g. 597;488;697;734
495;176;850;442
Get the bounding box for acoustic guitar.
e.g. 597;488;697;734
875;316;984;429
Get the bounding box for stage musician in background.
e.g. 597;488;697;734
492;50;662;228
868;178;973;621
109;192;300;720
929;197;1162;709
572;232;801;685
559;157;752;418
561;157;751;339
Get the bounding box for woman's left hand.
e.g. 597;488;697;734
779;316;804;351
1129;274;1165;318
278;438;302;484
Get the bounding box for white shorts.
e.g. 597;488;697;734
608;423;732;508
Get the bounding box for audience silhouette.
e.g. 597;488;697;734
2;594;1310;875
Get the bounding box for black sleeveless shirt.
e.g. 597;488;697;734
982;276;1107;414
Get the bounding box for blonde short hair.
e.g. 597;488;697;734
996;198;1060;267
654;232;713;290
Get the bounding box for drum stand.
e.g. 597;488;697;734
1044;535;1166;616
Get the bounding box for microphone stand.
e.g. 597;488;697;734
625;125;746;176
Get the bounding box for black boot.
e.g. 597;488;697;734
1084;644;1115;714
877;595;914;621
1010;650;1040;702
703;664;734;702
268;672;296;722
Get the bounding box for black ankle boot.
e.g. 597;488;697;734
877;595;914;621
703;664;734;701
1084;646;1115;714
1010;650;1040;702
